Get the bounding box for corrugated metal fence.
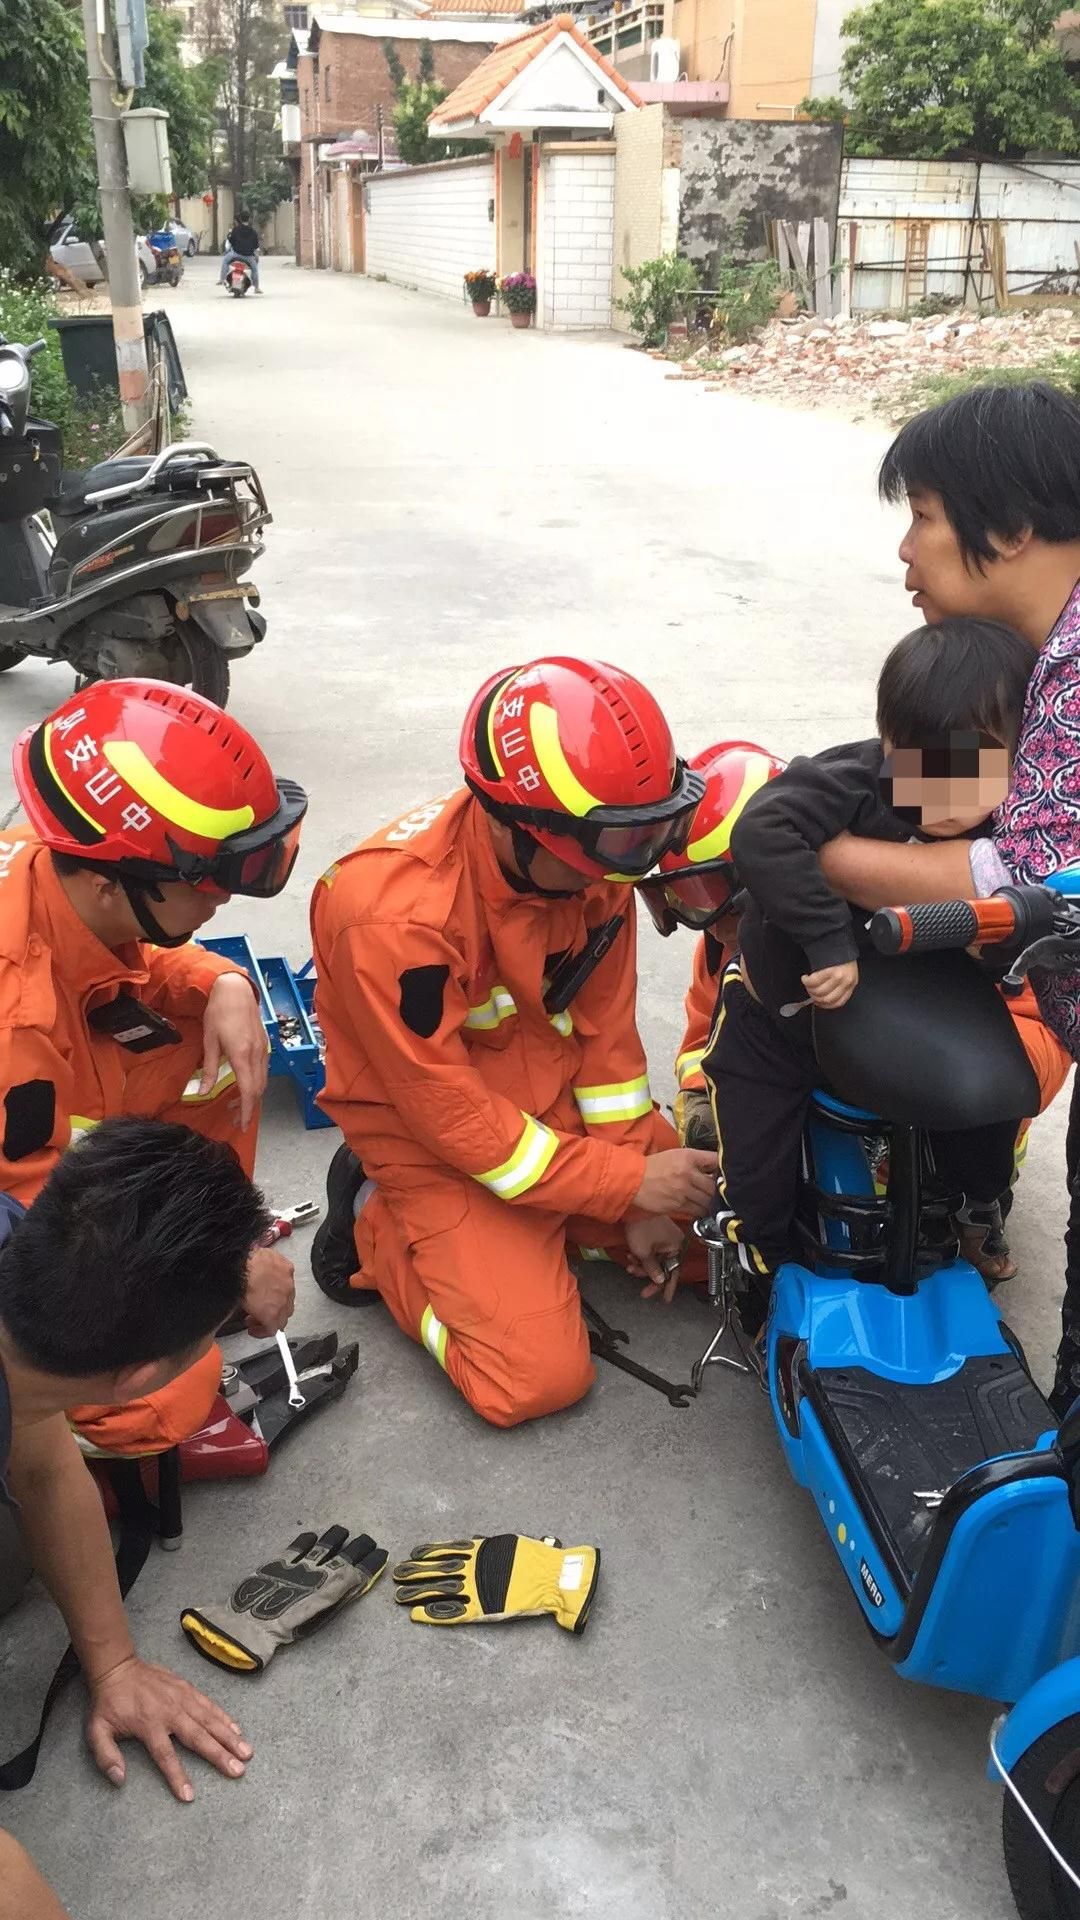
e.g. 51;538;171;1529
837;157;1080;312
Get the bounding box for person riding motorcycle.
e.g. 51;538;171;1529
1;677;307;1453
636;740;786;1149
310;657;718;1427
219;211;262;293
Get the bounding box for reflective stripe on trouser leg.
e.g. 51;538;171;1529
420;1304;449;1370
707;960;771;1280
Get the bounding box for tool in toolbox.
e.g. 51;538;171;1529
198;935;331;1129
276;1329;306;1410
220;1329;359;1450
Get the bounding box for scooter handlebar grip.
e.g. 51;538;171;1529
869;900;982;955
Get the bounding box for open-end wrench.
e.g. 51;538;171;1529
276;1329;306;1410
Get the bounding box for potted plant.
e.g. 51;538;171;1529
464;269;497;317
500;271;536;330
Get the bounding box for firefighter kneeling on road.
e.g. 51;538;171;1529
310;657;718;1428
3;679;307;1456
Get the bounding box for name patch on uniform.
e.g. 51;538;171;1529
3;1080;56;1161
399;965;450;1039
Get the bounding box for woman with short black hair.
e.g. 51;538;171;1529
820;378;1080;1412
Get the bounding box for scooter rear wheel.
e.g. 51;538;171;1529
1003;1714;1080;1917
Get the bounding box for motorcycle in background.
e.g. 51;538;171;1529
225;255;254;298
0;335;269;706
144;229;184;289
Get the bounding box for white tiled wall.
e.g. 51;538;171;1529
364;158;496;301
539;149;615;330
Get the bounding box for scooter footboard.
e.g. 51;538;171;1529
799;1400;908;1637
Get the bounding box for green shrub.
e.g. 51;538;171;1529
709;256;781;343
0;271;125;467
616;253;699;346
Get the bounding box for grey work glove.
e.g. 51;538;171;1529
181;1526;387;1674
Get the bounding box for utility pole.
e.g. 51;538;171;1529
80;0;150;433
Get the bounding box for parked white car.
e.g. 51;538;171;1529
167;216;199;257
49;217;157;288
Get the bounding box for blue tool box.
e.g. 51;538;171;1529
199;937;331;1129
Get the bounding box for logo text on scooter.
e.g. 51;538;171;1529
858;1559;884;1609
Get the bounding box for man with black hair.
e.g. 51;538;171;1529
819;381;1080;1410
0;1116;270;1920
219;209;262;291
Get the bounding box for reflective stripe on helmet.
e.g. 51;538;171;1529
474;1114;558;1198
687;754;773;863
529;703;603;818
676;1047;707;1088
420;1304;449;1369
105;740;256;842
573;1075;652;1124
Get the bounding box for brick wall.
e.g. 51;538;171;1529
612;106;662;335
364;157;496;299
538;148;615;330
311;31;495;150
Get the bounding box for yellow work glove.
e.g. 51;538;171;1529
392;1533;600;1635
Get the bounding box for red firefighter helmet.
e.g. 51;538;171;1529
637;738;786;934
460;657;703;881
14;680;307;901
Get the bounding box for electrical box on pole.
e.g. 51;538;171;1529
121;107;173;194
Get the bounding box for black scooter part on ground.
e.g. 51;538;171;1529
228;1331;340;1400
252;1344;359;1450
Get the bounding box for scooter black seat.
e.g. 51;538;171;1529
48;457;155;517
812;949;1039;1131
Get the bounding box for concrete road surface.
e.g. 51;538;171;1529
0;254;1070;1920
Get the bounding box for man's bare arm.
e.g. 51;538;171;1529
9;1414;136;1681
819;832;976;911
0;1832;69;1920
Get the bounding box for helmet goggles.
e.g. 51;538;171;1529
637;856;739;935
113;778;306;900
467;759;705;879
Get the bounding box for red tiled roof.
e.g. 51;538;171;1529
428;11;639;124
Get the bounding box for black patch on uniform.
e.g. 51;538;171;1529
3;1081;56;1161
399;965;450;1039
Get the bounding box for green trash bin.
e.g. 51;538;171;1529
48;311;188;412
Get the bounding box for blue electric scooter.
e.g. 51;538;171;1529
696;871;1080;1919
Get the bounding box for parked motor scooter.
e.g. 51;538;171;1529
145;228;184;289
0;334;269;705
694;872;1080;1917
225;255;254;298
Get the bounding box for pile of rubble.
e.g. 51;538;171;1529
661;304;1080;419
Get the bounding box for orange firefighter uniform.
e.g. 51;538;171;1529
673;930;730;1139
312;789;678;1428
0;833;254;1453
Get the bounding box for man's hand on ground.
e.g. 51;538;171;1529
84;1654;253;1803
634;1148;717;1218
201;973;268;1129
625;1215;683;1301
243;1245;295;1336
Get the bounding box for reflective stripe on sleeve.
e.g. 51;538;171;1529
182;1059;238;1103
464;985;518;1031
676;1047;707;1088
573;1075;652;1125
474;1113;559;1199
420;1304;449;1370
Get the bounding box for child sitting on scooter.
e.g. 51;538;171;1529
702;617;1035;1330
